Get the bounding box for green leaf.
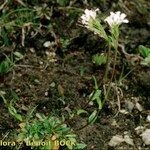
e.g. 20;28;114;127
93;76;98;90
56;125;69;133
14;51;24;61
14;114;23;121
18;133;26;141
66;137;76;149
0;59;12;74
111;25;119;39
92;19;108;41
89;91;94;99
36;113;44;121
141;55;150;66
139;45;150;58
26;106;37;121
8;101;23;121
65;134;76;138
91;89;101;101
77;109;88;115
11;90;19;101
88;110;97;124
96;97;102;110
1;27;11;46
9;101;17;113
74;143;86;149
79;66;88;76
8;106;23;121
57;0;69;6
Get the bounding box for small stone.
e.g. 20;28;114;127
0;91;6;95
140;129;150;145
125;100;134;112
119;109;129;114
43;41;51;48
39;61;44;65
135;126;145;134
124;135;134;146
50;82;56;87
111;119;119;127
146;115;150;122
109;135;124;147
89;101;94;106
135;102;143;112
29;48;35;53
45;91;48;96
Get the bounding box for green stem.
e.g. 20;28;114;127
110;46;118;82
102;80;112;108
103;43;111;82
103;38;119;104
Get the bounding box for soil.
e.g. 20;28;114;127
0;0;150;150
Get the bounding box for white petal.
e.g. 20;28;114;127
105;16;113;26
84;9;89;14
81;15;85;20
120;13;126;19
123;19;129;23
110;12;115;16
85;10;91;17
90;12;96;19
95;8;99;12
116;11;121;15
105;11;128;26
81;15;87;21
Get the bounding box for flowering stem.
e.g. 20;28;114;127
103;82;112;105
110;47;118;82
103;33;119;102
103;48;117;104
103;43;111;82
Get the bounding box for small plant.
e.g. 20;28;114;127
0;7;39;46
60;37;70;52
79;66;88;76
77;76;103;126
89;76;103;111
139;45;150;66
0;91;23;123
0;91;86;150
0;55;14;75
79;9;129;121
17;113;78;150
0;52;24;75
92;53;107;66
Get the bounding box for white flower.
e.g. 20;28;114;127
80;8;99;26
105;11;129;26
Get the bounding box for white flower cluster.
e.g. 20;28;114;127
80;9;129;28
80;8;99;26
104;11;129;26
